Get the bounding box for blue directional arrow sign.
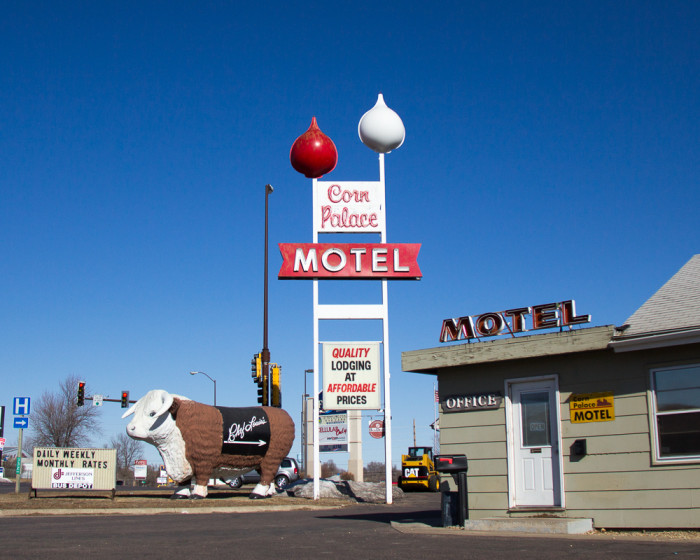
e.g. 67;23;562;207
14;417;29;429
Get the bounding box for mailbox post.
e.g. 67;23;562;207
435;454;469;527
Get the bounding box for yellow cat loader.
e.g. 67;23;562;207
397;447;440;492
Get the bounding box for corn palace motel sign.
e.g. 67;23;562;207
285;94;419;503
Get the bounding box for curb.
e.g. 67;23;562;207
0;503;345;518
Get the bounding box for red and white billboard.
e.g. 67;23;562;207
279;243;421;280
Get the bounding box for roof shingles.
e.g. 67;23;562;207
623;254;700;336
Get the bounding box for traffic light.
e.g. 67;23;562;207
251;353;268;405
121;391;129;408
251;353;261;382
77;382;85;406
271;363;281;408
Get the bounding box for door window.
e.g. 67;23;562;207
520;391;551;447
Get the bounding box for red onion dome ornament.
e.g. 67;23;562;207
289;116;338;178
358;93;405;153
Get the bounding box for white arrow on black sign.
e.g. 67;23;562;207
229;440;267;447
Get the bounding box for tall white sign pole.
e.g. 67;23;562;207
312;181;321;500
378;153;394;504
359;94;405;504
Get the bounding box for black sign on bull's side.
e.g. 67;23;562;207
217;407;271;456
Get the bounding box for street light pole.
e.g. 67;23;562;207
261;184;273;406
189;371;217;406
302;368;313;474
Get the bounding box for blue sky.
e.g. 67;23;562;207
2;2;698;468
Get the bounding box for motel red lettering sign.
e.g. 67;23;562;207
278;243;422;280
440;300;591;342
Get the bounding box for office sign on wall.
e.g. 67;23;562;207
441;392;502;413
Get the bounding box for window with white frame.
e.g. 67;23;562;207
651;364;700;461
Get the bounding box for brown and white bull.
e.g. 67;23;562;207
122;389;295;499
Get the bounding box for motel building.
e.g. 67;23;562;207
402;254;700;529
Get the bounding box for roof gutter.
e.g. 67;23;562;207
609;327;700;352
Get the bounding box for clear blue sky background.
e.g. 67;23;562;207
2;2;698;469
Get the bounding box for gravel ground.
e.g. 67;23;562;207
589;528;700;541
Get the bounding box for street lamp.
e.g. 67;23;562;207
261;184;273;406
189;371;217;406
303;368;313;399
301;368;313;473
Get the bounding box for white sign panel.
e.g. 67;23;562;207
51;467;94;489
314;181;385;234
134;460;148;480
93;394;103;407
33;447;116;492
319;413;348;453
322;342;381;410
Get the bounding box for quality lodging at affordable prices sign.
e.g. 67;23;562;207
322;342;381;410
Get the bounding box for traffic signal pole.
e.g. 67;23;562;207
75;382;134;407
250;184;281;407
261;184;273;407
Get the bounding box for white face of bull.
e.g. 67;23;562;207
121;389;179;444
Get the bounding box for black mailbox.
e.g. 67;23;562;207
435;455;469;527
434;454;468;473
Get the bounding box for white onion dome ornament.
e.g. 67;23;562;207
358;93;405;153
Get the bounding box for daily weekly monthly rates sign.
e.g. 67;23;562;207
322;342;381;410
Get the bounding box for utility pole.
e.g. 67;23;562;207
261;184;273;406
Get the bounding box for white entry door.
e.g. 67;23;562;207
508;378;562;507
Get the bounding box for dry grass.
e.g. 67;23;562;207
0;486;350;511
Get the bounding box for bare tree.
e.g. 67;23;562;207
108;432;145;483
363;461;401;482
320;459;338;478
108;432;144;470
27;374;101;449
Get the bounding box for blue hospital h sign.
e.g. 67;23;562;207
13;397;31;416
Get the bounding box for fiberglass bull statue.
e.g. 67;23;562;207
122;389;295;499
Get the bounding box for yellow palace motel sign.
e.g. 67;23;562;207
570;391;615;423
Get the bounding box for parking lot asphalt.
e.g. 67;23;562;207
2;489;700;559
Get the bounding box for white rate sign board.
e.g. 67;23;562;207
322;342;381;410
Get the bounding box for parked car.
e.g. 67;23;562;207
215;457;300;490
